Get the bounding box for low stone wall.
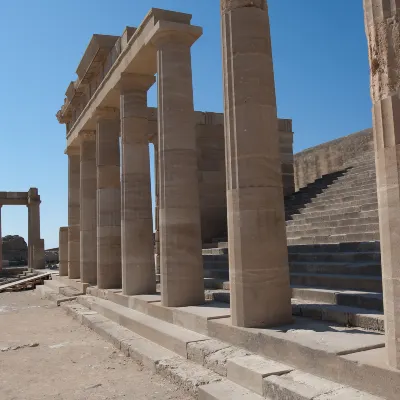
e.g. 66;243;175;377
294;129;374;190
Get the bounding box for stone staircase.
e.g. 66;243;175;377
203;151;384;330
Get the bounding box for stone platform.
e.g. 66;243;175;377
35;282;398;399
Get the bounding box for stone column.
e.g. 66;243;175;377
0;205;2;271
96;108;122;289
66;148;81;279
28;188;44;269
153;29;204;307
153;142;160;280
59;227;68;276
120;73;156;296
80;131;97;285
221;0;292;328
363;0;400;369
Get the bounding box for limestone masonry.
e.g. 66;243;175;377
49;2;400;399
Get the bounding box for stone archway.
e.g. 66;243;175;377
0;188;45;271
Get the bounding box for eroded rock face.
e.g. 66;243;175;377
2;235;28;262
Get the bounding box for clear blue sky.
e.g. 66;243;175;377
0;1;371;248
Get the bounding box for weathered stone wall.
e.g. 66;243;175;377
196;113;294;242
294;129;373;190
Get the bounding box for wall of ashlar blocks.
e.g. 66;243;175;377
294;128;374;191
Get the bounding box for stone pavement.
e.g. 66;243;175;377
0;291;192;400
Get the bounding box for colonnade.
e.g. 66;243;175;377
60;29;206;307
57;0;400;370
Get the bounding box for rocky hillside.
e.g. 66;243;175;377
2;235;28;262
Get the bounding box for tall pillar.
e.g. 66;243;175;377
0;205;2;271
363;0;400;369
120;74;156;295
221;0;292;327
59;227;68;276
66;148;81;279
154;142;160;280
153;28;205;307
28;188;44;269
80;131;97;285
96;108;122;289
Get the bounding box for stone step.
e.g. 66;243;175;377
62;302;223;398
216;273;383;293
298;200;378;213
291;287;383;312
287;202;378;219
64;298;383;400
287;210;379;225
287;232;380;245
288;251;381;263
263;369;381;400
287;241;380;253
286;216;379;230
290;273;382;292
203;262;381;279
289;261;381;276
78;291;397;398
35;284;77;305
209;287;383;314
303;193;378;208
226;355;293;396
286;223;380;237
286;226;380;241
307;183;377;197
78;295;208;358
315;186;377;200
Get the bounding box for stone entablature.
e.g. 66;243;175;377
57;9;195;141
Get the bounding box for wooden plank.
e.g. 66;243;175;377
0;273;52;292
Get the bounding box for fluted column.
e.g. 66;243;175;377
221;0;292;327
153;28;205;307
59;227;68;276
80;131;97;285
96;108;122;289
120;73;156;295
363;0;400;369
66;148;81;279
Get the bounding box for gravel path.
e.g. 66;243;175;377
0;291;193;400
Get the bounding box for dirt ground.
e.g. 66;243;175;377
0;290;193;400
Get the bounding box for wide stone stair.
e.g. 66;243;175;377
203;152;384;331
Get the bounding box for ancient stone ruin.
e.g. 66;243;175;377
0;189;45;270
38;1;400;398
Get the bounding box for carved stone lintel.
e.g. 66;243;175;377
119;73;156;93
221;0;266;14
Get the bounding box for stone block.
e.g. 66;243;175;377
227;355;293;395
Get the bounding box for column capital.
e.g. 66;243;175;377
221;0;267;14
150;21;202;49
119;73;156;93
79;130;96;142
94;107;119;121
64;146;80;156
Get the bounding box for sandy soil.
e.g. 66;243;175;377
0;291;193;400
